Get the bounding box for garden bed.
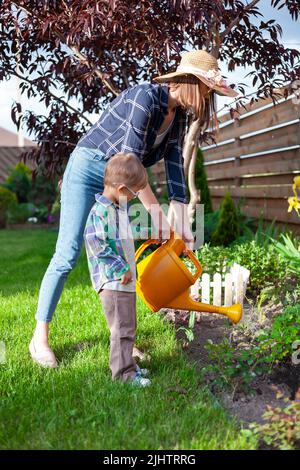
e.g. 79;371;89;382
162;300;300;449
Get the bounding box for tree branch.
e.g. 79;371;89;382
12;1;120;96
220;0;261;42
10;69;92;125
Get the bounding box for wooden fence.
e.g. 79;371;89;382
202;92;300;232
151;91;300;232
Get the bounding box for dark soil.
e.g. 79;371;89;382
162;304;300;428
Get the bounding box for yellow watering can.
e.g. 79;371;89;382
135;232;242;324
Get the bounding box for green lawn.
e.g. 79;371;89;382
0;229;256;450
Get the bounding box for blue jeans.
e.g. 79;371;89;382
35;147;107;323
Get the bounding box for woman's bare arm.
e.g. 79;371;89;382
138;183;172;239
138;183;194;249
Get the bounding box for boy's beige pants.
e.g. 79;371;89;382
99;289;137;382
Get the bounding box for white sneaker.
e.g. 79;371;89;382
29;338;58;368
131;372;151;387
136;365;150;377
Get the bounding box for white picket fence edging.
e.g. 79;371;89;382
190;263;250;309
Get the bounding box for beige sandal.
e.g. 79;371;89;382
29;338;58;368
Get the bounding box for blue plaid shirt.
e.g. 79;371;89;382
78;82;188;203
84;194;134;293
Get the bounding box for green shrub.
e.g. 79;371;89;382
28;171;57;208
203;210;220;243
6;202;36;224
34;204;49;223
0;187;17;228
51;195;61;217
2;162;32;203
233;241;288;295
2;162;57;212
211;191;240;246
195;148;213;214
196;241;288;295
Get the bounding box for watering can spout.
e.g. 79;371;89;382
166;291;242;324
135;233;243;324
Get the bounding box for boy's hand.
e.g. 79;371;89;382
120;270;132;285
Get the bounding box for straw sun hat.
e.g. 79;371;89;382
153;49;238;98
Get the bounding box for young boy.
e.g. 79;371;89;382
84;152;151;387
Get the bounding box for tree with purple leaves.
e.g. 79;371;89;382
0;1;299;206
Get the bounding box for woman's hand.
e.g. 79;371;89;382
168;200;194;250
137;183;194;248
138;183;173;241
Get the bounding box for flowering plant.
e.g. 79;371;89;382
288;176;300;217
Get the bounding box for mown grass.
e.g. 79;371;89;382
0;229;256;450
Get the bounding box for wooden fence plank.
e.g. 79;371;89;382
206;159;300;181
240;205;300;224
216;100;300;142
206;149;300;174
240;174;298;186
210;186;292;199
204;123;299;162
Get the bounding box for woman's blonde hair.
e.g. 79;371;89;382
104;152;148;189
168;76;218;133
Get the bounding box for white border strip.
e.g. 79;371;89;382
202;138;235;151
240;144;300;159
240;119;299;140
204;157;235;166
203;145;300;166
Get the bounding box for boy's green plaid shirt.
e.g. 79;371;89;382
84;194;136;293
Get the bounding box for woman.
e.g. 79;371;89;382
29;49;238;367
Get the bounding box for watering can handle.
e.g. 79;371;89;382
135;239;160;263
185;249;203;281
134;229;177;262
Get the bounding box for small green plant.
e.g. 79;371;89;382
203;338;258;395
203;304;300;395
273;233;300;275
249;399;300;450
211;191;240;246
177;312;196;343
256;304;300;364
0;187;17;228
240;217;280;248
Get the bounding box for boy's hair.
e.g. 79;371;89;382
104;152;148;189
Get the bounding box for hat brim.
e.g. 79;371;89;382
153;71;239;98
